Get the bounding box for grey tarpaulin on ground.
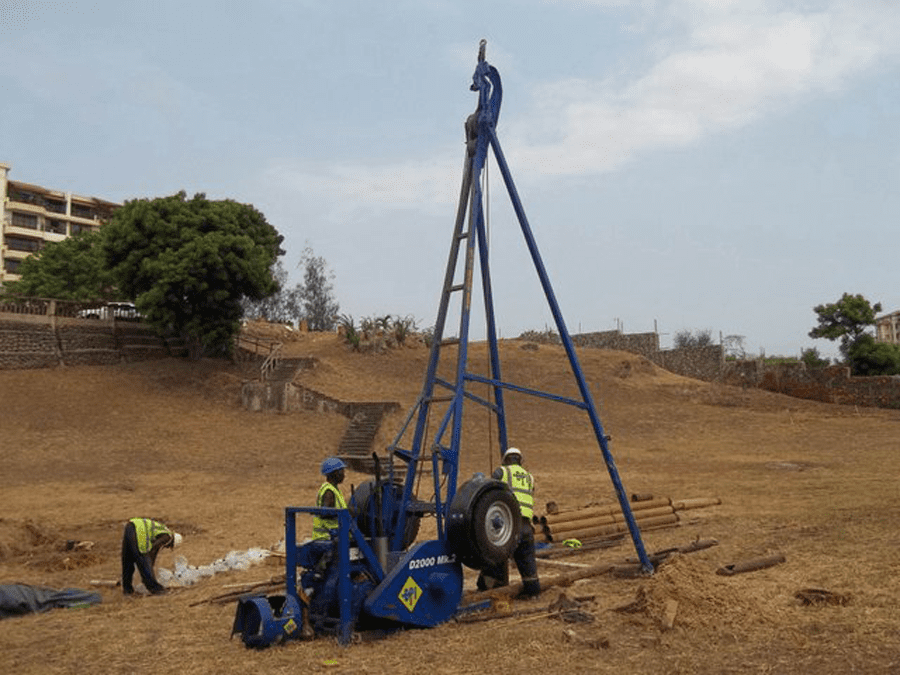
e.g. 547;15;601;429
0;583;102;619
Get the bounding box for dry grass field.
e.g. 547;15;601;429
1;328;899;674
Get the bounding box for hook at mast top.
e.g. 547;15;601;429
478;39;486;62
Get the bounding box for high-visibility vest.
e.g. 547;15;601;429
499;464;534;520
130;518;172;554
312;482;348;540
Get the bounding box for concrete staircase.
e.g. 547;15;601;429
267;357;313;383
238;354;402;477
337;402;400;475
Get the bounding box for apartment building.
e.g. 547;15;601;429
875;310;900;346
0;162;119;285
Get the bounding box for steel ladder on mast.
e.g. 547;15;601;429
388;40;652;573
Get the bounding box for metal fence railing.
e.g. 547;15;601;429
0;296;70;316
234;333;283;382
2;295;84;317
0;295;147;321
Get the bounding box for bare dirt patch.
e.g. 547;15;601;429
1;334;899;674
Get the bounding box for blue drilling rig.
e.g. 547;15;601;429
232;40;651;648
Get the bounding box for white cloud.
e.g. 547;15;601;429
264;1;900;215
263;151;463;220
511;2;900;175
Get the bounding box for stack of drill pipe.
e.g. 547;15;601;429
540;498;673;543
538;496;721;543
670;497;721;510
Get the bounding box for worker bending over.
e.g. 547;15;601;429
121;517;182;596
477;447;541;599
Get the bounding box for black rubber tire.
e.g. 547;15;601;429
468;487;521;569
351;479;420;550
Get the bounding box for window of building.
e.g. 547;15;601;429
45;199;66;214
11;212;39;229
70;223;96;236
4;235;42;252
70;203;96;219
46;219;67;235
7;187;39;205
3;258;22;274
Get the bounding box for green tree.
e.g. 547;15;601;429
808;293;882;361
241;260;302;325
846;335;900;376
808;293;900;376
101;192;283;359
800;346;830;369
5;231;118;301
298;246;339;331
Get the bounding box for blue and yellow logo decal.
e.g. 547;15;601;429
398;576;422;612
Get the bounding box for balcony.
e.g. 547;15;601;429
3;247;31;260
5;223;47;238
5;200;44;215
43;230;67;243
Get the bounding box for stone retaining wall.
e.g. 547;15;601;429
522;329;726;381
572;330;660;359
522;328;898;409
724;360;900;409
0;312;184;369
657;345;726;382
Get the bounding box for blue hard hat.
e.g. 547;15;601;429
321;457;347;476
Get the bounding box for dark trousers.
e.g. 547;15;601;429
121;521;165;594
477;519;540;596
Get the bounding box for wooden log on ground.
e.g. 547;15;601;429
716;554;785;576
536;558;591;569
619;537;719;567
464;562;617;603
189;579;286;607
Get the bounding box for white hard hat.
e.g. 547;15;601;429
502;447;522;461
173;532;183;548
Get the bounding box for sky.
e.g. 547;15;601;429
2;0;899;359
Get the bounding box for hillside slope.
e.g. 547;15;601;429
1;333;898;674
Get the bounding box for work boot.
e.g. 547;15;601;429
516;579;541;600
477;571;507;591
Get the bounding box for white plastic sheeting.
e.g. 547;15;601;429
157;547;271;587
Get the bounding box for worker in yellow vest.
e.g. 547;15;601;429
307;457;348;572
312;457;348;540
121;518;182;596
477;447;541;599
